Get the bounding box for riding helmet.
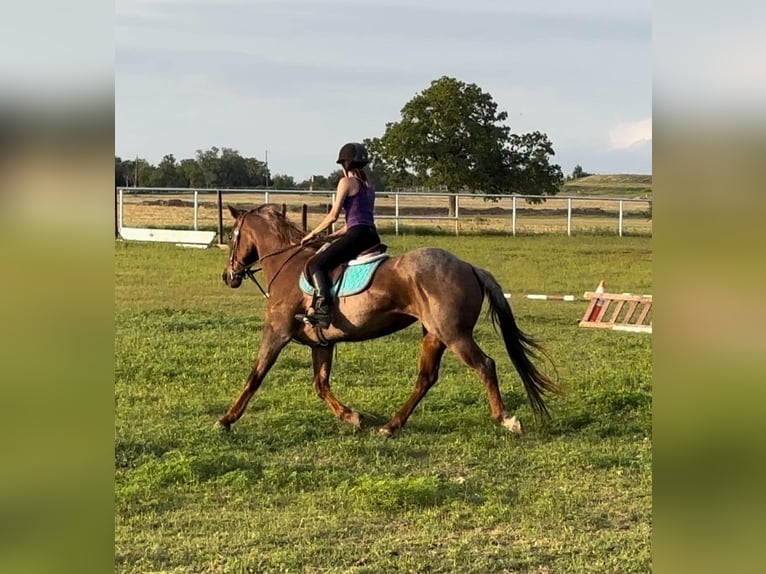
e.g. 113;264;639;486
336;142;369;167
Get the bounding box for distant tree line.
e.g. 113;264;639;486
566;164;593;181
115;147;362;191
117;76;573;201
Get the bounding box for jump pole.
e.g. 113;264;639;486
503;293;576;301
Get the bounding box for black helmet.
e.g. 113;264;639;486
336;142;369;167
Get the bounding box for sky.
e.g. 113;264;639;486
115;0;652;180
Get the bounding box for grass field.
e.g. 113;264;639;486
115;233;652;573
561;175;652;199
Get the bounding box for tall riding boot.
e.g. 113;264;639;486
298;271;332;328
308;271;332;328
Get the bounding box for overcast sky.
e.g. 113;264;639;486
115;0;651;180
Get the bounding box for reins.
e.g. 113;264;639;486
239;239;325;299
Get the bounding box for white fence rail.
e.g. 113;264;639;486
115;187;652;240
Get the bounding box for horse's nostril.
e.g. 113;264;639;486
222;272;229;285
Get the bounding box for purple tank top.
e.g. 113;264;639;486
343;178;376;228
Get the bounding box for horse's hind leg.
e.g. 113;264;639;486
312;345;362;427
448;336;523;434
380;332;446;436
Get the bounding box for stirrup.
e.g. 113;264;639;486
295;309;330;328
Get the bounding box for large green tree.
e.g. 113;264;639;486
217;148;250;187
153;154;187;187
180;158;205;187
245;157;270;187
372;76;562;202
506;132;564;198
196;147;221;187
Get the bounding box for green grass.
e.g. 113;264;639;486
115;234;652;573
562;174;652;198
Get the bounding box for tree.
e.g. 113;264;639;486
140;163;163;187
244;157;269;187
196;147;221;187
373;76;563;205
217;147;250;187
271;174;296;189
363;137;391;190
296;175;327;190
154;154;187;187
115;156;126;187
129;158;150;187
506;132;564;202
327;169;344;190
376;77;512;193
570;164;591;181
118;158;138;187
180;159;205;187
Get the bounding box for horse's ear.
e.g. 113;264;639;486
227;205;241;220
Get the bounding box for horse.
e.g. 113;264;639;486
219;203;559;435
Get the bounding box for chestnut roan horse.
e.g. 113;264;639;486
220;204;559;435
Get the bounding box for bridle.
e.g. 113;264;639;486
228;218;317;298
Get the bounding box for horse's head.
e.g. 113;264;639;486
222;205;259;289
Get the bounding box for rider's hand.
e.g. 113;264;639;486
301;233;314;246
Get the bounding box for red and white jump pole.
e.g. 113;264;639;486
503;293;577;301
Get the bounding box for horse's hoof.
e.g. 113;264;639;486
378;427;393;438
502;415;524;434
216;418;232;432
344;411;362;428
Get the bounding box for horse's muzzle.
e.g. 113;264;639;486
222;270;243;289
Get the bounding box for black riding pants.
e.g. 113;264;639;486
307;225;380;280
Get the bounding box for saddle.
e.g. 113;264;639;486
299;243;389;298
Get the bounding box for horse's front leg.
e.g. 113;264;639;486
217;325;291;430
312;345;362;427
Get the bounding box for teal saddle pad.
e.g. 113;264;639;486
299;255;389;297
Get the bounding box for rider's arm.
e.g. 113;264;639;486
303;178;354;241
326;225;347;239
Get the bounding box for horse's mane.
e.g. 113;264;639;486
252;204;305;246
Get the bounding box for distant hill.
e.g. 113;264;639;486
562;174;652;198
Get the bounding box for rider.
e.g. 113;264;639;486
297;142;380;328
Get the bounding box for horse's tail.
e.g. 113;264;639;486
472;266;560;420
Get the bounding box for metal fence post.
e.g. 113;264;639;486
619;200;624;237
118;188;124;232
217;189;224;244
395;193;400;236
512;196;516;236
193;190;198;230
264;190;269;204
567;198;572;237
454;194;460;236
